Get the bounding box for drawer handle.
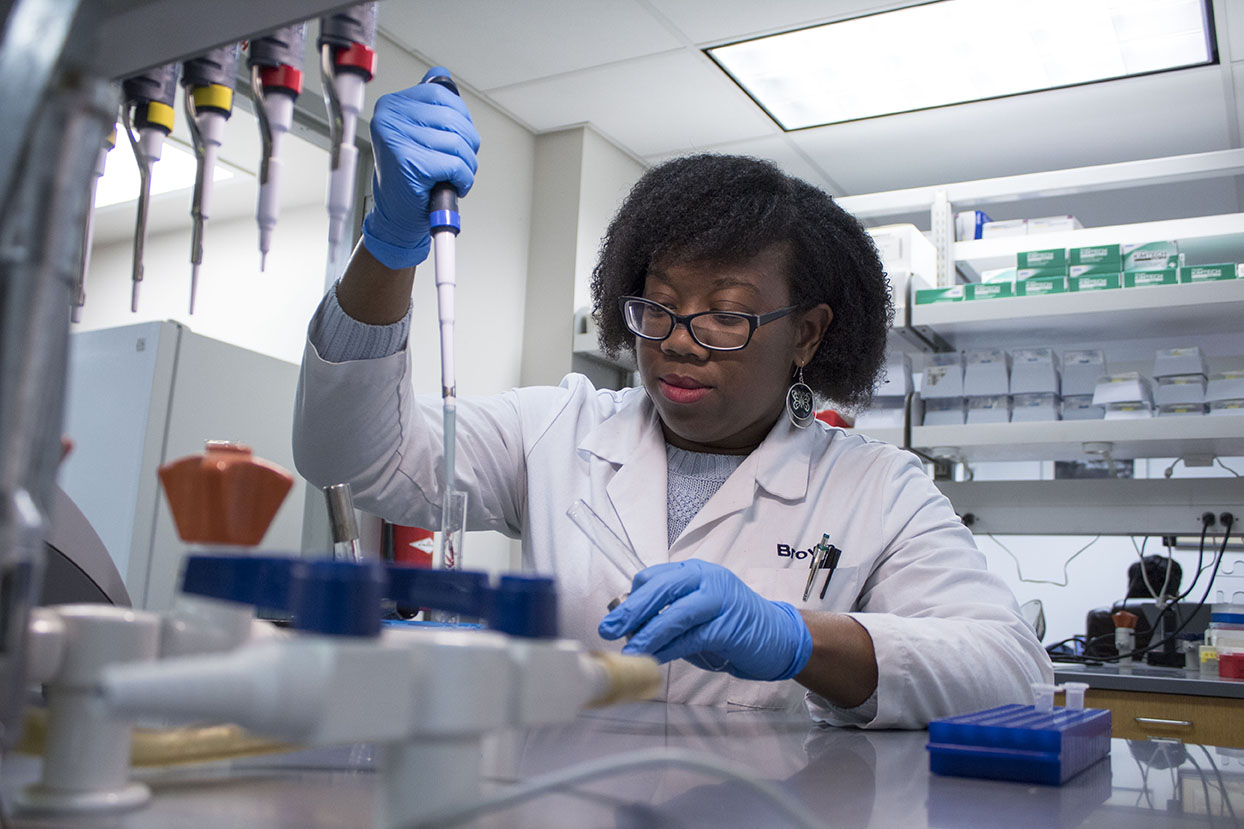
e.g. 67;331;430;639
1135;717;1193;729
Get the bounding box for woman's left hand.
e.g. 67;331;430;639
598;559;813;681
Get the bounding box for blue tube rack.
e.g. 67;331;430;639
927;703;1111;786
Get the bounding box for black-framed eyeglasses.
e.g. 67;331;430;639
618;296;799;352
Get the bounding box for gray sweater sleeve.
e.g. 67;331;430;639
307;282;412;363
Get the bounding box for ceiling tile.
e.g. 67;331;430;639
378;0;682;89
647;0;903;45
489;50;777;157
789;67;1232;195
644;134;839;193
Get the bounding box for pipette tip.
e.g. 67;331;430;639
260;251;267;272
130;282;140;313
189;265;199;315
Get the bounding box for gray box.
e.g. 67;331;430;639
1092;372;1153;407
1154;374;1207;406
1012;393;1061;422
1153;346;1208;378
1010;348;1060;395
922;362;965;399
964;349;1011;397
923;397;965;425
1062;395;1104;421
1062;350;1107;397
967;394;1011;424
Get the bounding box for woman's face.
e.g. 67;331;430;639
634;244;832;454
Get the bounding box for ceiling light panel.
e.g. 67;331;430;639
706;0;1214;130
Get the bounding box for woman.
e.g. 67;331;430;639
293;71;1052;728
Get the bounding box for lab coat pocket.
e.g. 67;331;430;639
742;565;860;613
724;566;861;711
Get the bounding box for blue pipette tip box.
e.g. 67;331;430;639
927;703;1111;786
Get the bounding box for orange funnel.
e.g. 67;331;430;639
158;441;294;546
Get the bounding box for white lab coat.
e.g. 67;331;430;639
293;343;1053;729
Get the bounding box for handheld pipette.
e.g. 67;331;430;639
182;43;241;314
318;2;377;266
74;125;116;323
424;72;466;573
247;23;307;271
121;63;179;312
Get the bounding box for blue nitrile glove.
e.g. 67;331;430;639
361;67;481;270
598;560;813;681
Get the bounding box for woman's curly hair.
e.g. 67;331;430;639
590;154;893;410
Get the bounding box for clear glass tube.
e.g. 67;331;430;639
432;490;468;624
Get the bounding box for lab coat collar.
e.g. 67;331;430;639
576;390;669;567
576;393;814;558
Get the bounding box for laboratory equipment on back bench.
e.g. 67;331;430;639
120;62;179;313
319;2;377;264
182;43;241;314
247;22;308;271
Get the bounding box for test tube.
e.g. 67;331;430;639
566;499;646;580
1062;681;1089;711
1031;682;1056;713
432;490;468;624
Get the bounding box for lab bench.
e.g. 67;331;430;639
1055;662;1244;748
3;700;1240;827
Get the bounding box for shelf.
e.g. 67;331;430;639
912;414;1244;463
910;278;1244;346
954;213;1244;280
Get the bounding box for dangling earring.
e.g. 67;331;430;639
786;364;815;428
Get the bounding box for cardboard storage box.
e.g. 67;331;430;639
1062;350;1107;396
1012;393;1060;422
967;395;1011;424
964;350;1011;396
1154;346;1208;378
923;397;966;425
1207;371;1244;402
1155;375;1207;406
1180;264;1239;283
1011;348;1060;394
1069;273;1121;292
1158;403;1207;417
1062;395;1104;421
1092;372;1153;407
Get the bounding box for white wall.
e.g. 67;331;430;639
521;126;644;388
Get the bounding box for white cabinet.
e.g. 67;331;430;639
59;321;307;611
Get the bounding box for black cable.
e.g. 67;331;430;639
1064;518;1234;666
1173;520;1210;603
1199;744;1239;824
1122;515;1234;663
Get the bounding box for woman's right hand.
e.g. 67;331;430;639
360;67;481;270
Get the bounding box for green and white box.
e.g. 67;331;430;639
1125;269;1179;288
965;282;1014;300
1180;263;1239;283
1069;273;1121;292
1070;245;1121;266
1016;248;1067;279
1016;275;1067;296
1123;241;1179;271
915;285;965;305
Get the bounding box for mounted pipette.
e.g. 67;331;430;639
182;43;241;314
121;63;179;312
319;2;377;266
74;125;116;323
248;23;307;271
